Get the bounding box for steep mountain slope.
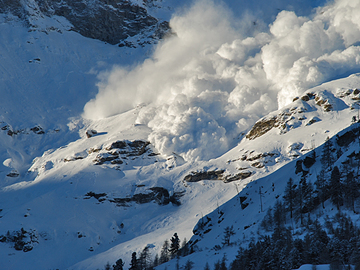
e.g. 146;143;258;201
71;73;360;270
1;72;360;269
0;0;171;46
0;0;173;187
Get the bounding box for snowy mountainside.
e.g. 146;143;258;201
1;0;360;269
152;79;360;269
0;0;177;188
0;15;130;187
0;0;171;46
1;73;360;270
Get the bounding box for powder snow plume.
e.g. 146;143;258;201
83;0;360;161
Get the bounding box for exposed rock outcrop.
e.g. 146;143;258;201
0;0;170;46
93;139;151;165
1;122;54;137
84;187;184;206
184;170;252;183
246;90;348;140
184;170;225;182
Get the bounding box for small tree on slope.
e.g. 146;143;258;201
169;233;180;258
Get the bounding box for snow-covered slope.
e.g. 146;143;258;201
2;72;360;269
1;0;360;269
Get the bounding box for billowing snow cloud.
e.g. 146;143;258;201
83;0;360;161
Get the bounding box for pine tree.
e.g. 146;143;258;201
169;233;180;258
260;207;273;231
113;258;124;270
139;246;151;270
295;175;314;224
330;166;343;210
321;137;335;170
315;169;327;209
303;180;314;214
159;240;170;264
222;226;235;246
344;170;359;212
283;178;296;218
273;200;286;228
129;252;138;270
295;177;305;225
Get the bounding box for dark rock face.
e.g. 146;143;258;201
0;0;170;46
246;116;278;140
183;169;252;183
184;170;225;182
84;187;185;206
93;139;151;165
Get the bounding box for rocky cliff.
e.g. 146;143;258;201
0;0;170;46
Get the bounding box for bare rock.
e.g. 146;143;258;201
184;170;225;182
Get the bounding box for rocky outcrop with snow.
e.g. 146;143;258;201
0;0;170;46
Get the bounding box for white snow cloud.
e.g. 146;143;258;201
83;0;360;161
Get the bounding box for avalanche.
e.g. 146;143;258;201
1;0;360;270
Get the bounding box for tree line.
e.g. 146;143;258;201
102;232;194;270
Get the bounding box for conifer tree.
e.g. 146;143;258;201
139;246;151;270
169;233;180;258
260;206;273;231
330;166;343;210
295;176;307;224
344;170;359;212
295;175;314;224
159;240;170;264
315;169;327;209
283;178;296;218
321;137;335;170
222;226;235;246
113;258;124;270
273;200;286;228
129;252;138;270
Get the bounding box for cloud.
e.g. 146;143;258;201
83;0;360;161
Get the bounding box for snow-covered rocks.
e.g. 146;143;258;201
86;129;98;138
0;228;39;253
